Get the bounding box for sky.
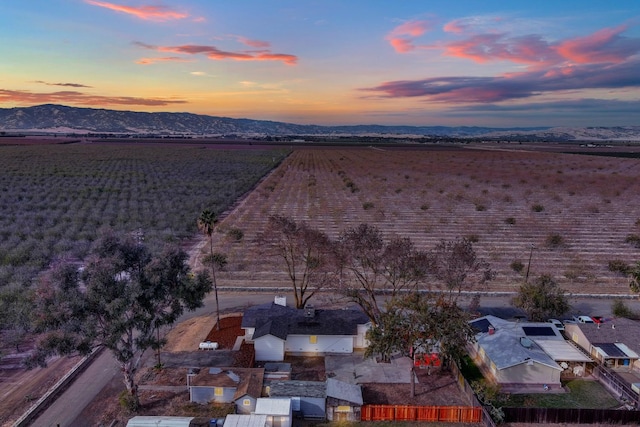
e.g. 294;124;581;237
1;1;639;127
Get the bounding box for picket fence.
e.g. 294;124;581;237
361;404;482;423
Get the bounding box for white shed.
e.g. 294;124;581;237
223;414;268;427
254;398;292;427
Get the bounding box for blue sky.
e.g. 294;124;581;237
1;1;639;127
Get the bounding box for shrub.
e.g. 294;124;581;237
546;233;565;248
475;203;486;211
227;227;244;242
625;234;640;248
532;204;545;212
511;260;525;273
612;299;640;320
466;234;479;243
362;202;375;210
118;390;139;412
420;203;429;211
504;217;516;225
608;260;630;275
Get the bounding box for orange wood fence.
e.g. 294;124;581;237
361;405;482;422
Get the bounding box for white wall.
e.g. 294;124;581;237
285;335;353;354
255;335;285;361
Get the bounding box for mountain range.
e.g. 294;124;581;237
1;104;639;141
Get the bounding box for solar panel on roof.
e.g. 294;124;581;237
522;326;556;336
594;343;628;358
471;318;492;333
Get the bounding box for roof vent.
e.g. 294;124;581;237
274;295;287;307
520;337;533;348
304;305;316;318
488;326;495;335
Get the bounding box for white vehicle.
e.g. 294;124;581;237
574;315;595;324
547;318;565;331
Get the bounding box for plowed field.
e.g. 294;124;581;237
204;145;640;295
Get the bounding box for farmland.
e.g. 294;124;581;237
0;141;289;288
209;144;640;295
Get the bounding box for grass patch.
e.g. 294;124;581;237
498;380;618;408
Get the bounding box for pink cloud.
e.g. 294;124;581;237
444;33;560;65
443;19;469;34
136;56;192;65
135;42;298;65
236;36;270;48
555;25;639;64
386;19;431;53
85;0;188;22
0;89;187;106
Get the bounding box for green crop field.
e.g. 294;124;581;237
0;142;289;288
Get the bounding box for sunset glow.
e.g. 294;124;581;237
0;1;639;126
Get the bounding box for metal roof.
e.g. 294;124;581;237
223;414;268;427
534;339;592;362
255;397;292;416
326;378;363;406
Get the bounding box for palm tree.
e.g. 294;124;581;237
198;209;221;330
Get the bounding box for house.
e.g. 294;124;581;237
241;301;370;362
469;315;592;391
188;367;264;414
254;397;293;427
266;380;326;419
565;318;640;371
325;377;363;422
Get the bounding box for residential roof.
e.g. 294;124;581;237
268;380;326;398
189;367;265;400
568;318;640;356
255;397;292;416
593;342;639;359
223;414;268;427
326;378;363;406
535;339;592;363
472;315;563;371
243;302;370;340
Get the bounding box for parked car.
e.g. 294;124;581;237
591;316;604;324
574;315;595;324
547;318;565;331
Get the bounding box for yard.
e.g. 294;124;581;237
497;379;619;409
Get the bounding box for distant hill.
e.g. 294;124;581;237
0;104;639;141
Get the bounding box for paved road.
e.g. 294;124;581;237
30;291;640;426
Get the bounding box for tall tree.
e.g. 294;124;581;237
198;209;221;330
365;292;476;396
29;233;212;409
430;238;494;301
0;287;34;352
334;224;427;325
511;274;570;321
257;215;333;309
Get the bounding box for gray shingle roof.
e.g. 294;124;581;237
268;380;326;398
243;303;370;340
573;318;640;356
326;378;363;406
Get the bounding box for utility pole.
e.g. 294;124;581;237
525;244;535;282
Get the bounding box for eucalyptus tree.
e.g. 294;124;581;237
257;215;334;309
197;209;221;330
29;232;212;409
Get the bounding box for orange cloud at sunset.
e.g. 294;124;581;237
85;0;188;21
135;42;298;65
0;89;187;106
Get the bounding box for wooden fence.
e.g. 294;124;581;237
503;407;640;424
361;405;481;423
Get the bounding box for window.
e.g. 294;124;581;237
243;399;251;406
214;387;223;396
310;335;317;344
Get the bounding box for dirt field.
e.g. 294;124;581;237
207;146;640;295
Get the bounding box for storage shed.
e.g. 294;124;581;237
254;398;292;427
267;380;326;419
325;378;363;422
